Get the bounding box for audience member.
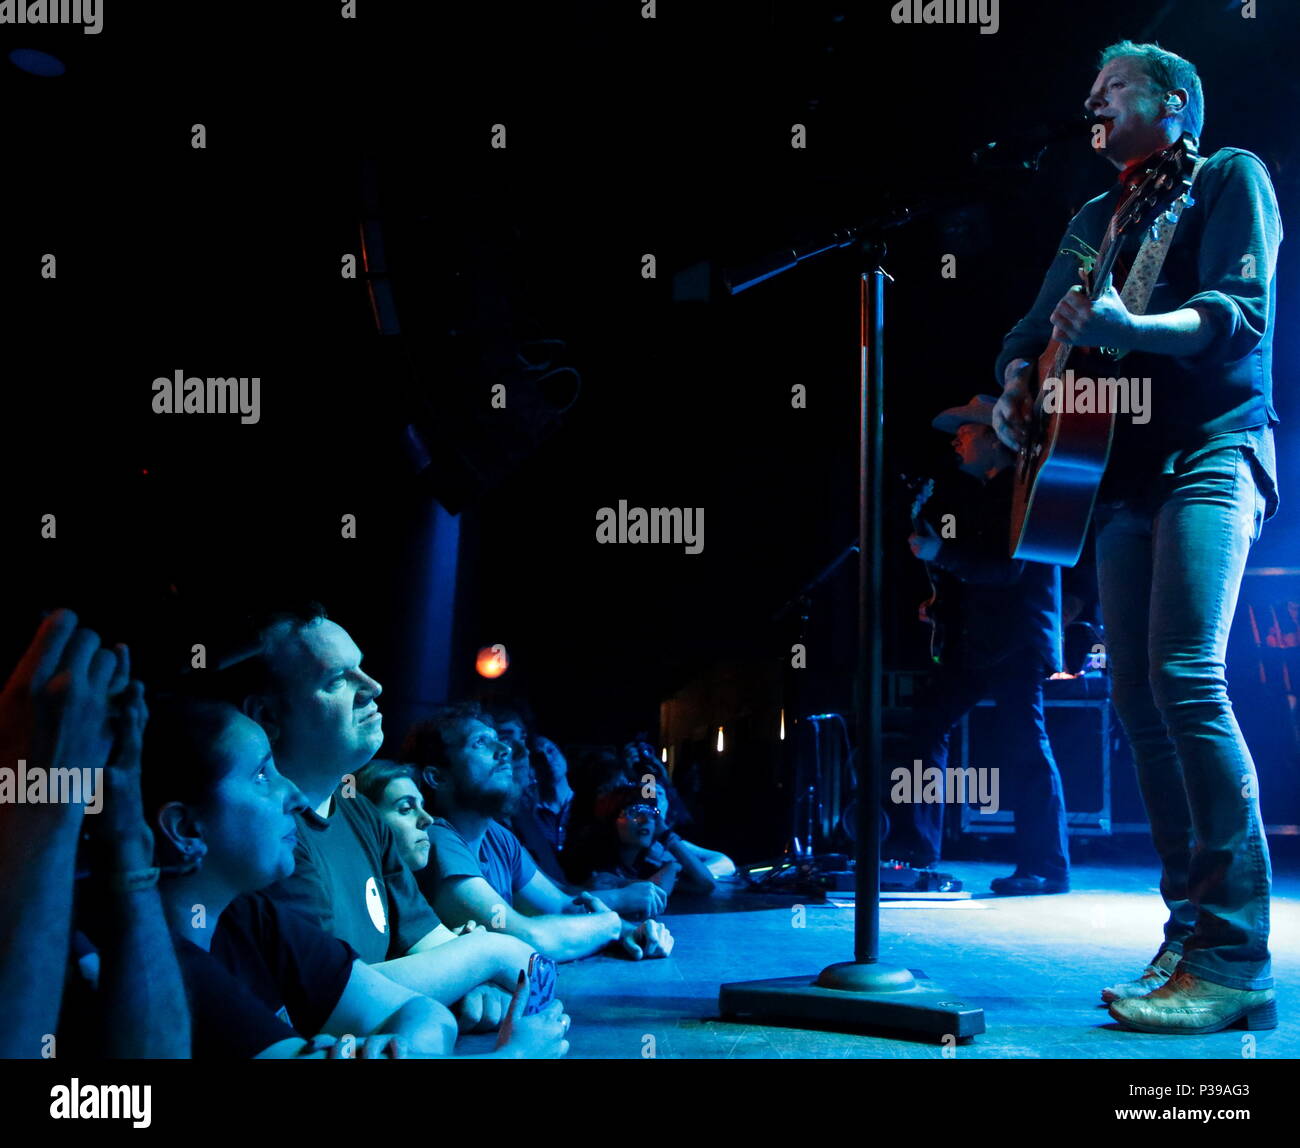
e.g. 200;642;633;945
404;704;674;962
485;705;569;886
622;739;737;880
565;783;716;901
355;759;432;873
529;735;574;854
140;696;568;1058
217;605;541;1032
0;610;189;1059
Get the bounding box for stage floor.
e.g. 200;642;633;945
463;851;1299;1059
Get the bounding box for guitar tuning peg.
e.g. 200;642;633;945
1163;208;1178;223
1150;224;1161;241
1184;194;1195;207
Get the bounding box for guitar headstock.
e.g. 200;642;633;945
1113;134;1199;241
902;474;935;520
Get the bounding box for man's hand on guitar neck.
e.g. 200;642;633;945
994;359;1034;451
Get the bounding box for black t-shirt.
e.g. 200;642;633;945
265;787;440;964
175;892;358;1058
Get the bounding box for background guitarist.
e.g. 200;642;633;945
993;41;1281;1034
893;395;1070;895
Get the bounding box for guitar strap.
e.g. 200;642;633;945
1106;155;1207;360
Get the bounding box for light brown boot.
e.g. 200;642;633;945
1108;967;1277;1034
1100;948;1181;1003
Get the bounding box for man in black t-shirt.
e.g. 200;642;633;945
272;783;437;966
222;605;536;1031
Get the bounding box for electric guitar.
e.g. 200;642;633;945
1009;136;1200;566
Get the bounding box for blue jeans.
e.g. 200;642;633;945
1094;446;1273;990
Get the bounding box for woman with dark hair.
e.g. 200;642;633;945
142;696;568;1058
620;740;736;880
354;759;432;874
566;783;715;908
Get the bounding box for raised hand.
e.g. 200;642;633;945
85;679;155;865
0;610;127;816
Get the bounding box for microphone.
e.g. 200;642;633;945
972;114;1100;166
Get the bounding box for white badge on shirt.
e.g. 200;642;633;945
364;875;388;934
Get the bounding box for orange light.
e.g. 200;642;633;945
475;645;509;679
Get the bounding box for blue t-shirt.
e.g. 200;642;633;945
418;818;538;906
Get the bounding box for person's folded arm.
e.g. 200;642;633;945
436;873;620;962
321;958;457;1056
376;927;532;1002
648;860;681;897
662;836;715;895
405;922;461;952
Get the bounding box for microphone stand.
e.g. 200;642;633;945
718;221;985;1044
755;543;859;887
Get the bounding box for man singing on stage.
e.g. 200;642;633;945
994;41;1281;1034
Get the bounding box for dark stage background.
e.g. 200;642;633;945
3;0;1298;862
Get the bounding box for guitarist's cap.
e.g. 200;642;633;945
931;394;998;433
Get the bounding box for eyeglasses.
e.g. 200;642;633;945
620;805;658;823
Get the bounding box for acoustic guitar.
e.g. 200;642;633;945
1009;136;1199;566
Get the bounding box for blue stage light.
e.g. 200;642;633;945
8;49;67;77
